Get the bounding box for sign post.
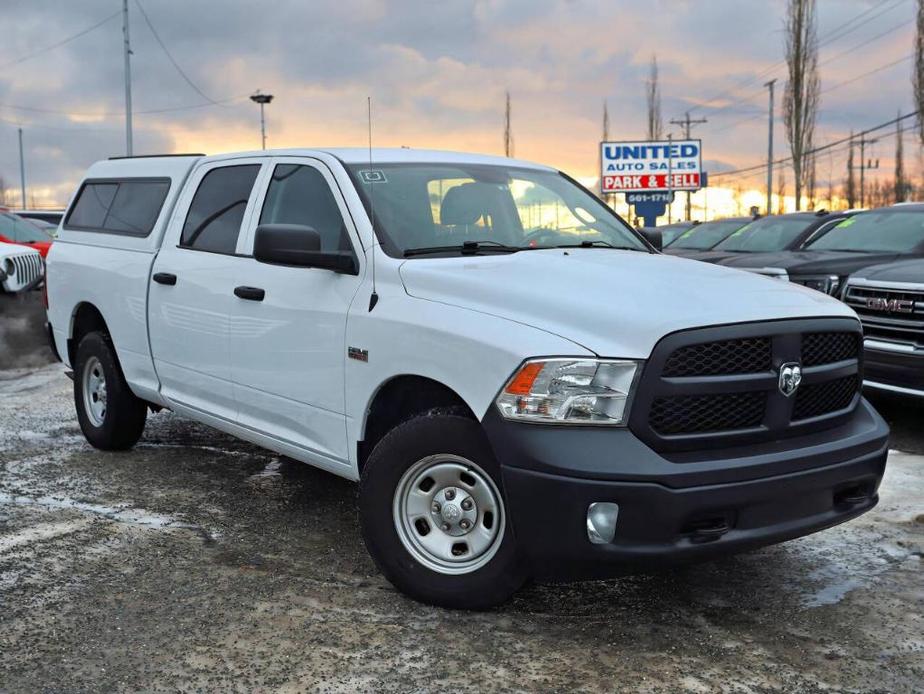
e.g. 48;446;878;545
600;139;704;227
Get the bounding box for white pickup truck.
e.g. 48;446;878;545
47;149;889;608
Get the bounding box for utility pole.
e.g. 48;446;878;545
18;128;26;208
667;132;674;224
669;111;707;220
250;92;274;149
122;0;133;156
504;91;513;157
851;134;880;208
764;79;776;216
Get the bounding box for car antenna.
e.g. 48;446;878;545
367;96;379;312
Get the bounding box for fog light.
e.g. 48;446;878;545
586;502;619;544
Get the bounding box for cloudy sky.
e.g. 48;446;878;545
0;0;917;213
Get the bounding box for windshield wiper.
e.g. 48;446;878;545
554;240;644;251
403;240;524;257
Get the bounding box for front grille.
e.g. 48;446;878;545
8;252;42;289
793;375;858;421
650;391;766;434
663;337;771;376
629;318;862;453
844;283;924;349
802;332;860;366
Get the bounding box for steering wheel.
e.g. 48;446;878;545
521;228;563;246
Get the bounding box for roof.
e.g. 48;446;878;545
203;147;555;170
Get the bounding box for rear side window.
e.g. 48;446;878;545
181;165;261;254
259;164;350;252
66;179;170;236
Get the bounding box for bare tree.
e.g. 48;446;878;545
777;169;787;214
845;133;857;208
895;111;907;202
646;55;663;140
914;0;924;144
783;0;820;210
503;90;514;157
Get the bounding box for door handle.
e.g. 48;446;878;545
152;272;177;285
234;286;265;301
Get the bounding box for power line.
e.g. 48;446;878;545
0;10;121;70
0;93;249;119
820;52;913;94
710;110;919;179
688;0;907;116
132;0;224;106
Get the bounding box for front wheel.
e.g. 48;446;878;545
359;414;526;609
73;331;147;450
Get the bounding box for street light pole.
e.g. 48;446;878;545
250;92;274;150
18;128;26;208
764;79;776;216
122;0;133;156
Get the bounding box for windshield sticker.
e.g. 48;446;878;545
359;170;387;184
836;218;856;227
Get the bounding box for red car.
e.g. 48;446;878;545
0;209;53;257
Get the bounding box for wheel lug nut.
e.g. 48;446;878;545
461;498;473;511
459;519;471;530
441;523;451;532
444;489;456;501
432;502;441;513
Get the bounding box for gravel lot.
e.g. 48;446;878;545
1;293;923;692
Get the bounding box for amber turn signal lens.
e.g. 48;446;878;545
504;361;544;395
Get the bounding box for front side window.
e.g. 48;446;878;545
0;213;51;243
260;164;350;252
181;165;260;254
65;179;170;236
347;163;645;256
806;211;924;253
714;216;813;253
668;219;749;250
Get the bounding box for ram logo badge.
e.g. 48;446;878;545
348;346;369;362
778;362;802;397
866;297;914;313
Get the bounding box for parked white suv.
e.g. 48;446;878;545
46;149;888;608
0;240;43;293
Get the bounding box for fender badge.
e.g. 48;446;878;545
348;347;369;362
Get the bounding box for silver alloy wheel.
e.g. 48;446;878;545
393;454;505;575
82;356;108;427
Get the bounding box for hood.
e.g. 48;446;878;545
849;257;924;284
398;249;854;358
717;250;916;277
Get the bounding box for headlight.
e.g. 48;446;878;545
792;275;840;295
2;258;13;276
495;358;639;425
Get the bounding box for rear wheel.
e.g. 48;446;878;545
74;332;147;450
359;414;526;609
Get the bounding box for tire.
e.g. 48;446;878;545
73;331;147;450
359;413;526;609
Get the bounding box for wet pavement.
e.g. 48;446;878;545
0;361;923;692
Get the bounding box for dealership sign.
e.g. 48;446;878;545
601;140;702;193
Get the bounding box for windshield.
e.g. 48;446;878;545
713;216;814;253
0;212;51;243
806;211;924;253
659;223;695;246
668;219;750;250
347;163;646;256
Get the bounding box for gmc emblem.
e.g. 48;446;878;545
866;297;914;313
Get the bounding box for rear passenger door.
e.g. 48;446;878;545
148;159;266;420
229;157;364;468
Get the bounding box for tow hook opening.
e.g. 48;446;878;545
682;514;734;543
834;483;873;508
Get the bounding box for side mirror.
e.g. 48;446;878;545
253;224;358;275
640;228;663;251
